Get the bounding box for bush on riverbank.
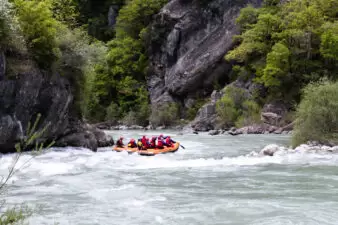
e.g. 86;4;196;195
292;80;338;147
216;86;261;128
150;103;180;127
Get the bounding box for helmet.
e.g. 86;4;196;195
131;138;135;142
159;134;163;137
120;136;124;139
143;135;146;138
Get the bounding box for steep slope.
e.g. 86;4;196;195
0;51;113;153
147;0;262;107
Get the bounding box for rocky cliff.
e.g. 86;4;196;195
147;0;262;108
0;51;113;153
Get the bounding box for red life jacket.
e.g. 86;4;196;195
166;137;172;146
141;137;147;146
157;139;163;147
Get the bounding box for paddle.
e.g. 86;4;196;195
180;144;185;149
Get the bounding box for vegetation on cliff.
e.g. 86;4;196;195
226;0;338;101
84;0;168;124
2;0;338;138
218;0;338;134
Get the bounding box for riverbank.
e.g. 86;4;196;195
93;121;293;136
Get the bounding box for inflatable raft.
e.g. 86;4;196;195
112;146;138;154
138;142;180;156
112;142;180;156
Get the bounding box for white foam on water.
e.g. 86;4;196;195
2;138;338;225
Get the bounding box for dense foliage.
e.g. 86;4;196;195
292;80;338;147
216;86;261;128
84;0;168;123
226;0;338;100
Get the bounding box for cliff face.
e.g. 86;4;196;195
0;51;113;153
147;0;262;107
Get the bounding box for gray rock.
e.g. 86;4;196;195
228;124;278;135
211;90;224;103
156;126;166;130
146;124;154;130
184;97;196;108
0;51;113;153
208;130;220;135
261;112;282;126
147;0;263;106
129;125;144;130
261;100;291;126
189;101;218;131
260;144;280;156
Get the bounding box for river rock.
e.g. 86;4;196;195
188;102;218;132
260;144;280;156
129;125;144;130
156;126;166;130
261;112;282;126
261;100;290;126
208;130;220;136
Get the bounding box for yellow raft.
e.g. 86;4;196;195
112;142;180;156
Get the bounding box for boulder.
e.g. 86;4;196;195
261;112;282;126
189;102;218;131
208;130;220;136
261;100;290;126
260;144;280;156
129;125;144;130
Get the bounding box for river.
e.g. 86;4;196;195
1;131;338;225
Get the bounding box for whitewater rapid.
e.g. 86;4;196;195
1;131;338;225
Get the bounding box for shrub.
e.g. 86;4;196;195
186;99;208;121
216;95;240;127
292;80;338;147
150;103;180;127
235;100;261;127
122;111;139;126
105;102;121;121
216;86;262;128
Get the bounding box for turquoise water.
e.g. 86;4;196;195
1;131;338;225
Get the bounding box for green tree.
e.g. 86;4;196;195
235;5;258;31
261;42;290;87
320;22;338;60
226;0;338;101
14;0;60;67
51;0;80;27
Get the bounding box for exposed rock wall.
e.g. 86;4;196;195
0;51;113;153
147;0;263;106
